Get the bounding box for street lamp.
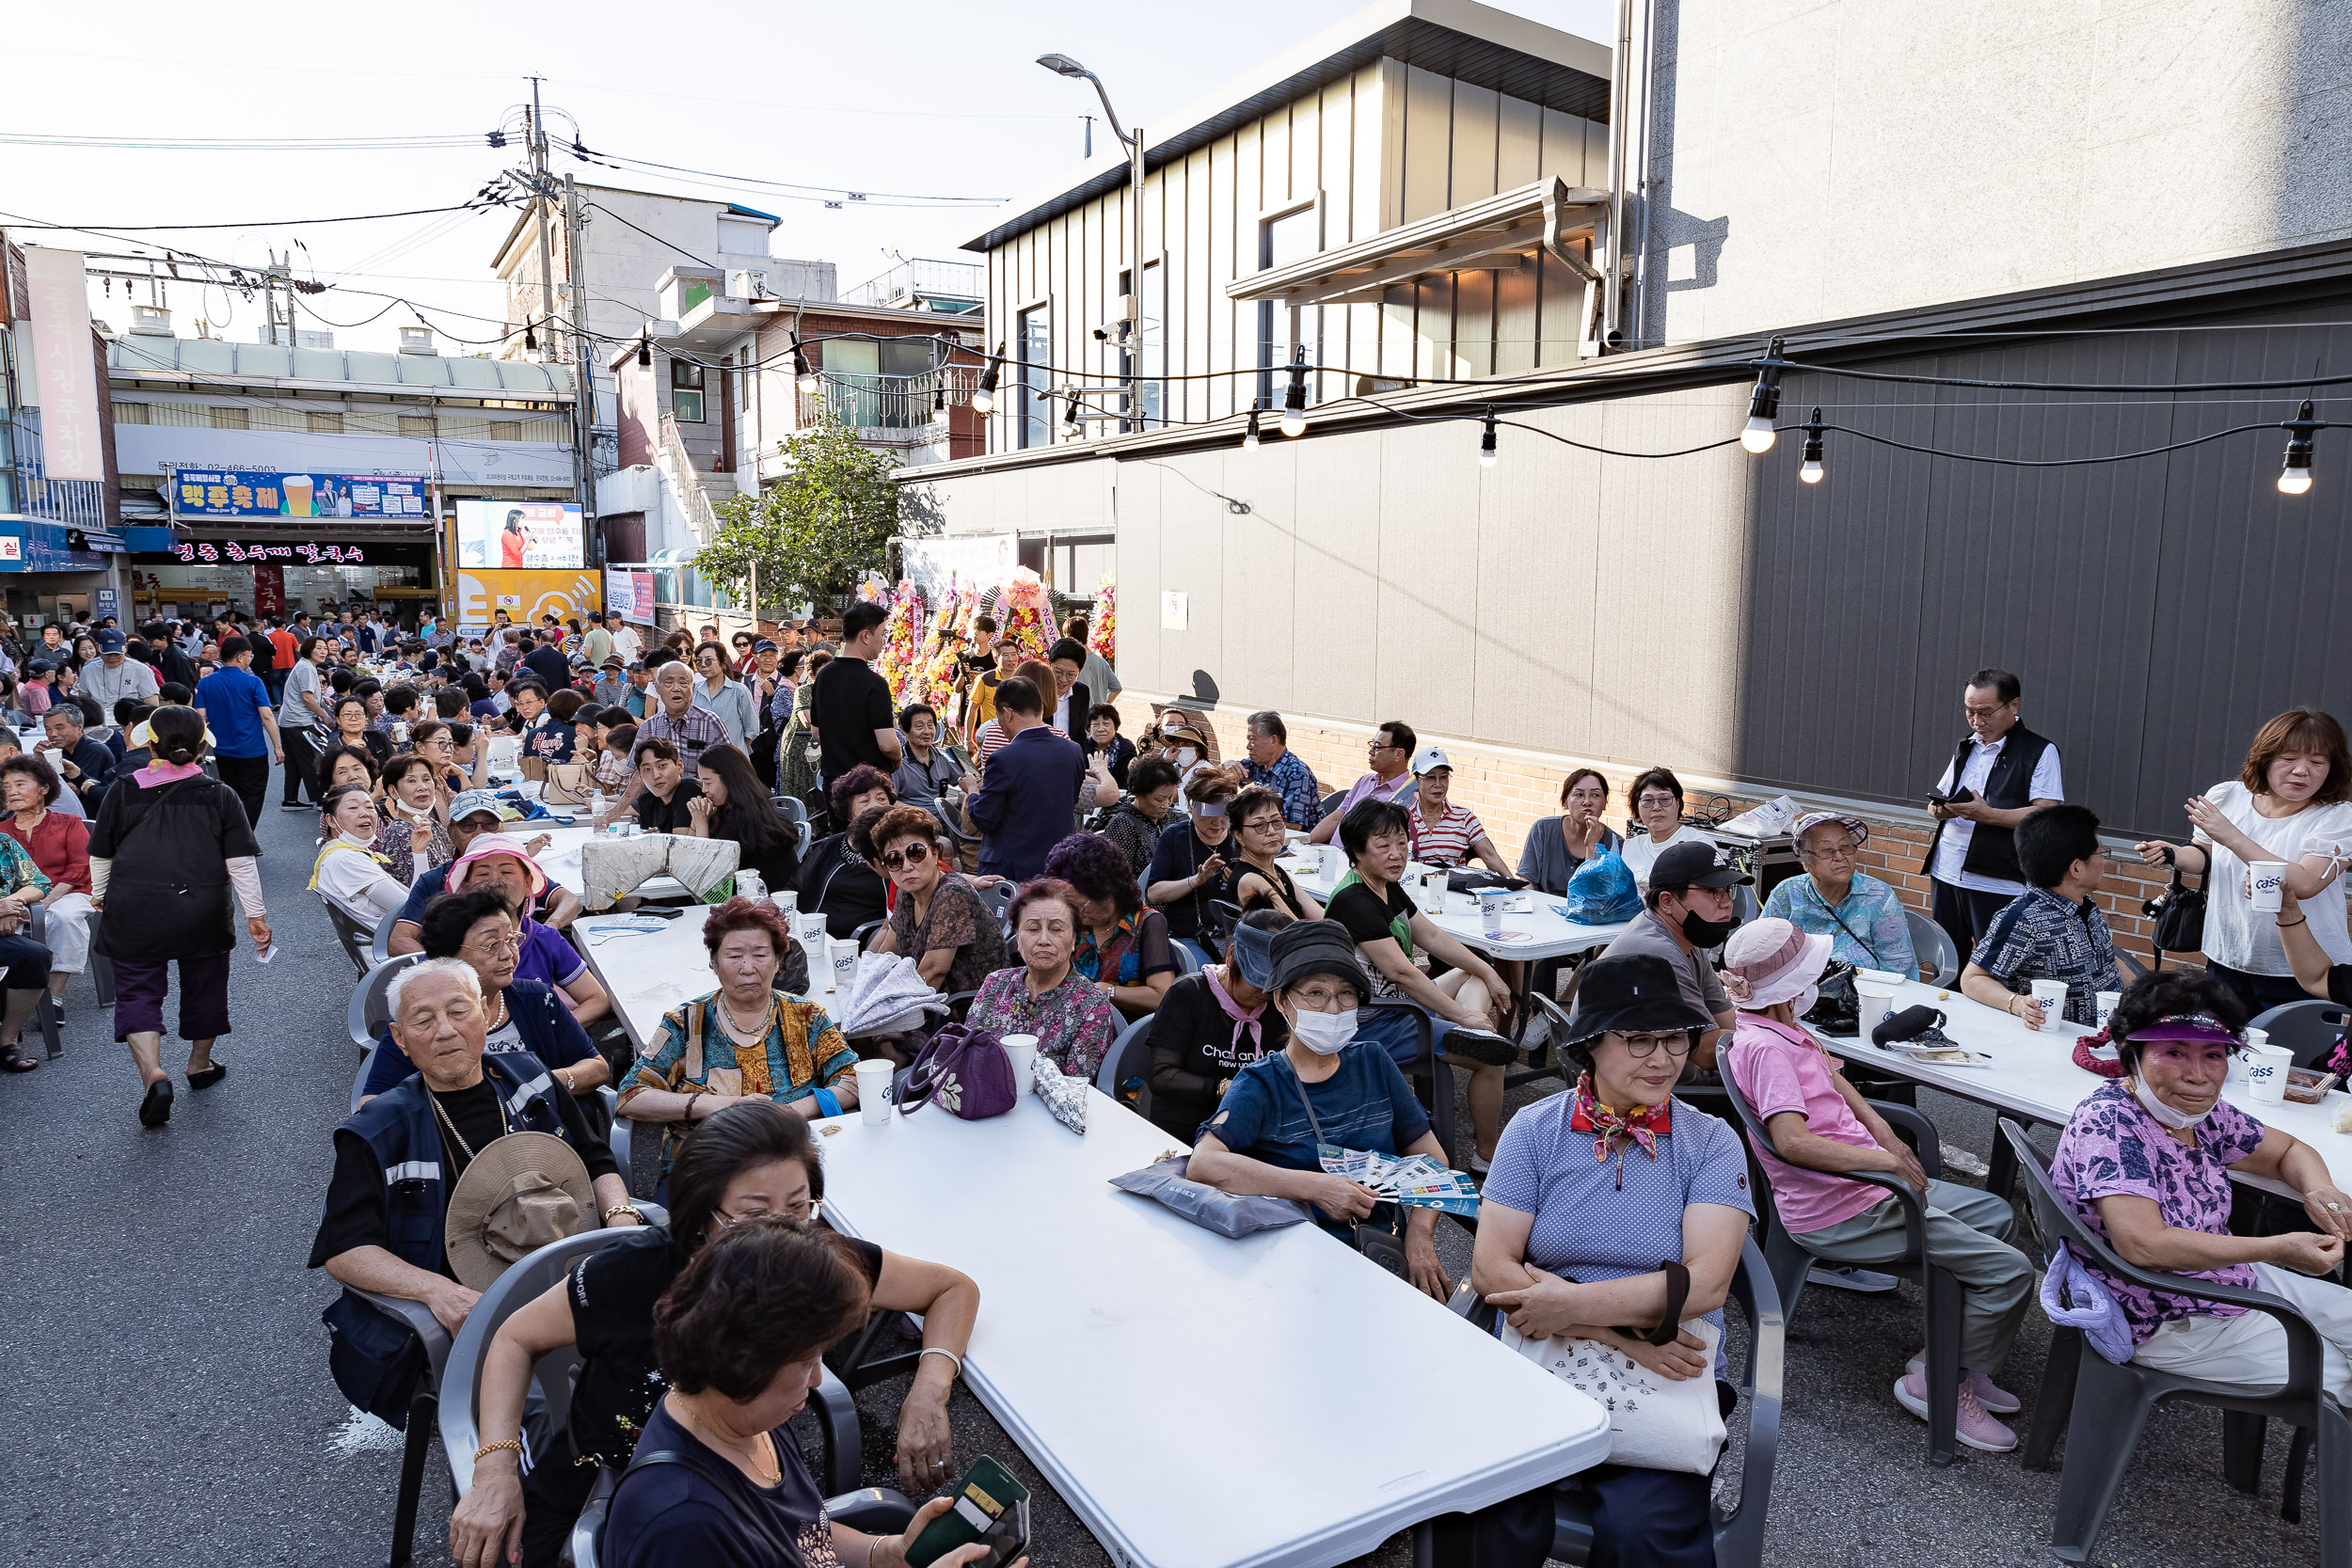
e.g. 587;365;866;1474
1040;53;1146;434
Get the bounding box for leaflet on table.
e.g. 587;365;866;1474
1316;1146;1481;1215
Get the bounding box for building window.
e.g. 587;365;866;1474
672;360;706;423
399;416;434;438
1016;303;1051;450
1137;261;1164;430
307;411;343;434
210;406;248;430
490;420;522;441
1257;204;1321;411
115;403;150;425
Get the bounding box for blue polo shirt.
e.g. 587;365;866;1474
1482;1090;1755;1338
194;666;274;759
1203;1044;1431;1172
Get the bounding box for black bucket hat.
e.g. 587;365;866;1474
1266;920;1367;993
1565;953;1713;1041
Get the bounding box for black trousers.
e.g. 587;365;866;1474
1931;878;2012;970
518;1442;600;1568
279;725;321;805
215;752;268;830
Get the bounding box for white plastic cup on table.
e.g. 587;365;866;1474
774;890;799;918
2249;860;2289;913
1478;889;1508;935
1855;981;1899;1039
853;1058;894;1124
829;937;858;990
2095;990;2122;1031
2245;1040;2294;1102
1001;1032;1040;1096
2029;978;2070;1027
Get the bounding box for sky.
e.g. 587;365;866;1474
2;0;1613;356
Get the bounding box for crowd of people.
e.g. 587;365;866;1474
17;591;2348;1568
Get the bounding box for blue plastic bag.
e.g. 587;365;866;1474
1563;847;1642;925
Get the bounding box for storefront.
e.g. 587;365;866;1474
0;514;127;625
138;467;442;623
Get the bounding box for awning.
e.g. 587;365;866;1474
1226;176;1608;309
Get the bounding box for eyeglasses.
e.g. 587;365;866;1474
465;932;523;954
714;1197;816;1227
1964;701;2011;719
1243;815;1286;833
1800;841;1857;862
1368;739;1399;752
880;842;932;870
1290;986;1361;1010
1636;794;1680;811
1616;1031;1695;1057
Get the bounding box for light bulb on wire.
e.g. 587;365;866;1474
970;344;1002;415
635;335;651;369
1279;350;1308;437
792;340;819;395
2280;399;2318;495
1479;409;1498;468
1241;408;1261;450
1740;335;1785;453
1799;408;1825;484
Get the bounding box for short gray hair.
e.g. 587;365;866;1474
386;957;484;1020
1248;710;1286;743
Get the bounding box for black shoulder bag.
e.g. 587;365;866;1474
2143;850;2206;968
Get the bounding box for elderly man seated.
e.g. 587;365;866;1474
1580;840;1740;1068
39;705;112;810
1721;919;2034;1452
1403;746;1510;874
308;958;640;1425
1760;811;1918;975
1959;803;2122;1030
1309;720;1416;845
1241;710;1320;831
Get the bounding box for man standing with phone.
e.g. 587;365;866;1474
1921;668;2064;961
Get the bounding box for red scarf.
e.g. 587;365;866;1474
1567;1071;1672;1189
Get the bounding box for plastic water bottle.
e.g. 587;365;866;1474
737;869;765;902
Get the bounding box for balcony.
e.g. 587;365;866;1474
797;365;979;451
841;259;984;315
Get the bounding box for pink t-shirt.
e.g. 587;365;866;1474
1724;1015;1886;1234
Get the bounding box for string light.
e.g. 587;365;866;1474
1241;408;1260;450
521;318;538;355
792;339;818;394
1799;408;1825;484
1478;408;1498;468
1279;349;1308;437
1740;335;1785;453
636;334;651;369
933;382;947;419
970;345;1002;415
2280;399;2318;495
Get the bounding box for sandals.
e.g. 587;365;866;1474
138;1076;174;1127
0;1045;37;1073
188;1062;229;1091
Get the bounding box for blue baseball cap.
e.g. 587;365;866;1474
96;629;127;654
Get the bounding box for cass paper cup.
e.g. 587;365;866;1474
853;1059;893;1124
2095;990;2122;1031
2029;978;2070;1025
1000;1033;1040;1096
2249;861;2288;913
2246;1041;2294;1102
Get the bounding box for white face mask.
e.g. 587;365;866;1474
1172;747;1199;770
1290;1007;1358;1055
2129;1071;2214;1132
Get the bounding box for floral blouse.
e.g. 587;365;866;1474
0;832;52;901
965;965;1118;1082
886;873;1007;995
2049;1077;2269;1344
372;811;453;886
624;991;855;1170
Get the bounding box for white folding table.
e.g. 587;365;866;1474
815;1089;1613;1568
1832;978;2352;1198
1273;854;1627;964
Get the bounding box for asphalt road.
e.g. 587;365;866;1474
0;773;2329;1568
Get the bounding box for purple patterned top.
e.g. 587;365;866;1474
2049;1078;2269;1345
965;965;1117;1082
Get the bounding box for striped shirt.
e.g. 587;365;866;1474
1407;800;1486;868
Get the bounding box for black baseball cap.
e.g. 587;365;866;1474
1647;840;1751;892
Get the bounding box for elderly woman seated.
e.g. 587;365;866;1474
1145;764;1248;947
1046;830;1176;1018
1470;950;1755;1568
310;783;421;925
964;878;1120;1081
618;897;856;1182
308;958;637;1425
1188;919;1455;1301
443;834;612;1026
1095;752;1184;879
450;1102;979;1568
2051;968;2352;1402
1721;919;2032;1451
1518;768;1623;896
1759;810;1917;975
1146;909;1292;1141
0;751;92;1028
866;803;1004;994
602;1218;1018;1568
797;764;896;940
356;888;612;1105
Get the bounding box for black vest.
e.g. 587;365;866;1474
1920;722;2054;886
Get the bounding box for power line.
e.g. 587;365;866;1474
0;131;486;151
1760;353;2352;395
2;199;511;232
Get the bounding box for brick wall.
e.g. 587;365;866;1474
1115;690;2235;967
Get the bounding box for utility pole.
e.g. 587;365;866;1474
563;173;598;560
264;249;296;347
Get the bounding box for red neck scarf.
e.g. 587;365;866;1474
1567;1071;1672;1189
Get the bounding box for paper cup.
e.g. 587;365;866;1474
2250;861;2288;913
853;1059;893;1124
1855;981;1899;1039
829;938;859;990
1478;889;1508;934
2030;978;2070;1024
2095;990;2122;1031
1001;1033;1039;1096
2246;1041;2294;1102
774;890;799;918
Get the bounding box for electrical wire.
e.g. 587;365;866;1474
1;200;510;232
585;150;1002;206
0;131;487;151
1758;354;2352;395
1813;417;2320;469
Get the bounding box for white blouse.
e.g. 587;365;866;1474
314;832;416;925
2194;781;2352;974
1620;824;1716;892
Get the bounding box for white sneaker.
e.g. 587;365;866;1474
1468;1150;1491;1176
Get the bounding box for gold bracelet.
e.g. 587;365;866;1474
473;1438;523;1463
604;1202;644;1224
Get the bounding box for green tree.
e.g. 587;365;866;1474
695;412;899;612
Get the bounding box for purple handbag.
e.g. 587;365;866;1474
898;1022;1019;1121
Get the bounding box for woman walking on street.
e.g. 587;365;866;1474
87;705;270;1126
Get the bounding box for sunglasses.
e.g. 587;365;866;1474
880;841;933;870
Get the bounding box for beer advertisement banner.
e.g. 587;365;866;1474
170;468;430;521
454;569;601;630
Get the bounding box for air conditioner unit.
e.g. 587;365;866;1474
399;325;437;356
729;269;771;300
129;304;173;337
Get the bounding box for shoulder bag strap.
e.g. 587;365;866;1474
1281;1057;1330;1150
1804;881;1883;967
1624;1259;1693;1346
619;1451;807;1568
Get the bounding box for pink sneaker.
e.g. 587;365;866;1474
1906;1351;2020;1414
1893;1369;2018;1452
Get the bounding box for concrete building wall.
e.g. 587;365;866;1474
1639;0;2352;345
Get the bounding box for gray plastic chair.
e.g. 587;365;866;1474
321;893;377;978
22;902;65;1060
977;879;1015;928
344;1286;453;1568
2000;1118;2351;1564
349;1045;375;1116
1905;908;1963;987
370;907;399;968
1095;1011;1156;1118
1449;1235;1785;1568
1720;1061;1968;1465
1170;939;1208;975
2247;998;2351;1070
1359;999;1461;1166
346;951;425;1051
